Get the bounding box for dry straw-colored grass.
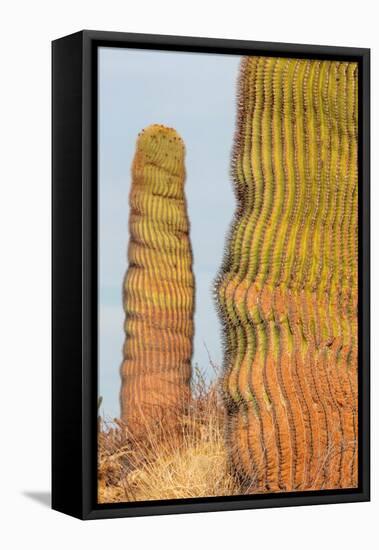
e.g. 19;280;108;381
98;362;243;503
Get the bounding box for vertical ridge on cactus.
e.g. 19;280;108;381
120;124;194;437
216;57;358;492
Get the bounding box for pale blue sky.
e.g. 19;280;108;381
98;47;241;419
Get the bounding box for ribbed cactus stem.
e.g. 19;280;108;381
120;124;194;437
217;57;358;492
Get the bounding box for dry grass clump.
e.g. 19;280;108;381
98;364;243;503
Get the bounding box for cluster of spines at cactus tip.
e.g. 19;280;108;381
215;56;358;492
120;124;195;437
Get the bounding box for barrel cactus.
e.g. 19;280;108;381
216;57;358;492
120;124;194;437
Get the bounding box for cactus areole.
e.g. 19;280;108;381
120;124;194;437
216;57;358;492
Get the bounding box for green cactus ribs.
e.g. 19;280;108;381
216;57;358;492
120;124;195;438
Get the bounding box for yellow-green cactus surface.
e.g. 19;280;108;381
120;124;194;437
217;57;358;492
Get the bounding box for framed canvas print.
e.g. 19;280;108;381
52;30;370;520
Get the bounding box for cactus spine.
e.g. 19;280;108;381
120;124;194;436
217;57;358;492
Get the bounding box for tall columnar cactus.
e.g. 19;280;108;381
217;57;358;492
120;124;194;437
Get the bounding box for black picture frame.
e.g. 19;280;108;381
52;30;370;520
